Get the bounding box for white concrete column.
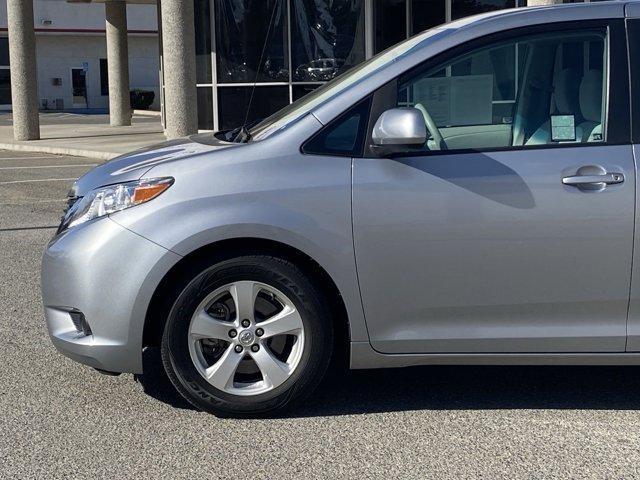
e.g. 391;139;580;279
105;0;131;127
7;0;40;141
160;0;198;138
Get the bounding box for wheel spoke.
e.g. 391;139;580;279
250;346;289;388
190;311;233;341
230;281;257;323
259;305;303;338
204;345;244;390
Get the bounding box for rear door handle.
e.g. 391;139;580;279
562;172;624;186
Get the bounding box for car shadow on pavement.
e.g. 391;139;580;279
137;348;640;417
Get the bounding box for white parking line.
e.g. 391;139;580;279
0;164;96;170
0;178;77;185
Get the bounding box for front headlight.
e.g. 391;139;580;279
60;177;174;231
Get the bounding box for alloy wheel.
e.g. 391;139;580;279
187;281;305;396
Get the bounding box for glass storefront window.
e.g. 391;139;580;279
0;38;9;67
195;0;213;83
0;70;10;105
217;85;289;130
186;0;539;130
411;0;446;34
290;0;365;82
197;87;214;130
292;84;320;101
215;0;289;83
374;0;407;54
451;0;515;21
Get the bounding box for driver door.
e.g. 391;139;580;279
353;20;635;354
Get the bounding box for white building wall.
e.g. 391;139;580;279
0;1;157;32
36;34;159;111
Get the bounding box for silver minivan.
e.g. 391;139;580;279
42;2;640;416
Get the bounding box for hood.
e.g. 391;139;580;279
71;135;239;197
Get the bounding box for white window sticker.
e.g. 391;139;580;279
551;115;576;142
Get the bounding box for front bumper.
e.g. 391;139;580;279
42;217;181;374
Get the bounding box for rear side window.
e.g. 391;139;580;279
302;97;372;157
629;19;640;143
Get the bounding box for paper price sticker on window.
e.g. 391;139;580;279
551;115;576;142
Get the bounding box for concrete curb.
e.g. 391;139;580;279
0;142;118;160
133;109;162;117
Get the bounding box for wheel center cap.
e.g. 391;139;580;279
238;330;255;346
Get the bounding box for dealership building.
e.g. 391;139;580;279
0;1;159;112
6;0;558;141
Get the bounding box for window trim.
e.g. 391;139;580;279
301;96;372;157
365;19;631;158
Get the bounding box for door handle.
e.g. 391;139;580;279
562;172;624;186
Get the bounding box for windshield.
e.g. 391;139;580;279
249;27;451;141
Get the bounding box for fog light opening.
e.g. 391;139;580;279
69;310;92;337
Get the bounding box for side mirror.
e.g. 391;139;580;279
371;107;427;156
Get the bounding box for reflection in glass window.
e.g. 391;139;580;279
291;0;365;82
217;85;289;130
412;0;446;34
215;0;289;83
374;0;407;54
452;0;515;20
0;70;11;105
195;0;212;83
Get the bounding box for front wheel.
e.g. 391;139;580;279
161;255;333;417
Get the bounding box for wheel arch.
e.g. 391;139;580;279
143;237;351;365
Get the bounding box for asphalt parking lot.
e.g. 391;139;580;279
3;150;640;479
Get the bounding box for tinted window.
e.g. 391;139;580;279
303;97;371;156
629;19;640;143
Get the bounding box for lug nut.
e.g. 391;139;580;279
255;328;264;337
241;319;251;328
251;344;260;352
228;329;237;338
234;345;244;353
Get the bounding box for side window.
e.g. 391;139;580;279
397;28;608;151
303;97;372;157
629;19;640;144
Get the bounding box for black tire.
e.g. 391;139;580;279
161;255;333;417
